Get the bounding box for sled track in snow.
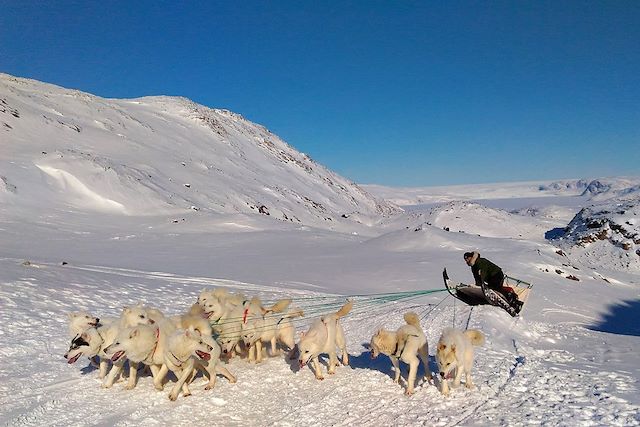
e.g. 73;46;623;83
445;338;526;427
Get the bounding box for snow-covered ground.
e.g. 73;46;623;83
1;74;639;426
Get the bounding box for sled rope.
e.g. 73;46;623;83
418;293;451;322
213;288;448;339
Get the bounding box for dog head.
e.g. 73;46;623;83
297;329;322;368
64;332;91;364
198;288;218;307
105;324;157;363
217;322;242;356
436;341;458;379
120;304;155;327
68;311;99;334
218;334;240;357
241;318;261;347
202;298;226;321
183;327;214;361
369;329;395;359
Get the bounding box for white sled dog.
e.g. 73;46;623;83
436;327;485;396
154;326;236;401
241;298;301;363
65;325;114;378
100;304;161;389
105;319;175;390
369;312;433;395
297;300;352;380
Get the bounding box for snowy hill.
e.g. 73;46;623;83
0;73;396;231
415;201;563;240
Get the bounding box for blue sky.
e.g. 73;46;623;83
1;1;638;186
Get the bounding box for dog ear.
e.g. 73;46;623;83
122;306;131;314
450;344;456;353
129;328;140;339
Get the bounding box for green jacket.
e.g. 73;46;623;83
469;252;503;286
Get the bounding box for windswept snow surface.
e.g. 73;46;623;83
1;74;640;426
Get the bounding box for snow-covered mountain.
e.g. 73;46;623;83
0;73;396;231
364;176;640;207
556;197;640;272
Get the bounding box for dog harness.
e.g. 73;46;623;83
167;351;187;368
393;334;420;358
143;328;161;363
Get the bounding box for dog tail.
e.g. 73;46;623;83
268;298;292;314
282;307;304;319
335;300;353;318
464;329;485;346
403;312;420;327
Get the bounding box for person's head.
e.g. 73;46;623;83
463;252;474;266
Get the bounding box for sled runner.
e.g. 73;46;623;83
442;268;532;317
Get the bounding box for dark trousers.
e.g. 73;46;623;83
486;271;505;292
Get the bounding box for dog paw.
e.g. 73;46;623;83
229;377;237;384
183;392;191;398
168;394;178;401
154;384;164;391
315;375;325;381
124;384;135;391
465;382;475;389
405;389;414;396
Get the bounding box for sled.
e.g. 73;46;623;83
442;268;532;317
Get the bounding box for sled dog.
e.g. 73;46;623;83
100;304;161;389
64;326;113;378
204;297;263;358
242;301;303;363
369;312;432;395
435;327;485;396
105;317;176;390
298;300;352;380
154;326;236;400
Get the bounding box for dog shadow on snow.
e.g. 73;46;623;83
347;343;438;382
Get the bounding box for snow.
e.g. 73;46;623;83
1;73;640;426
